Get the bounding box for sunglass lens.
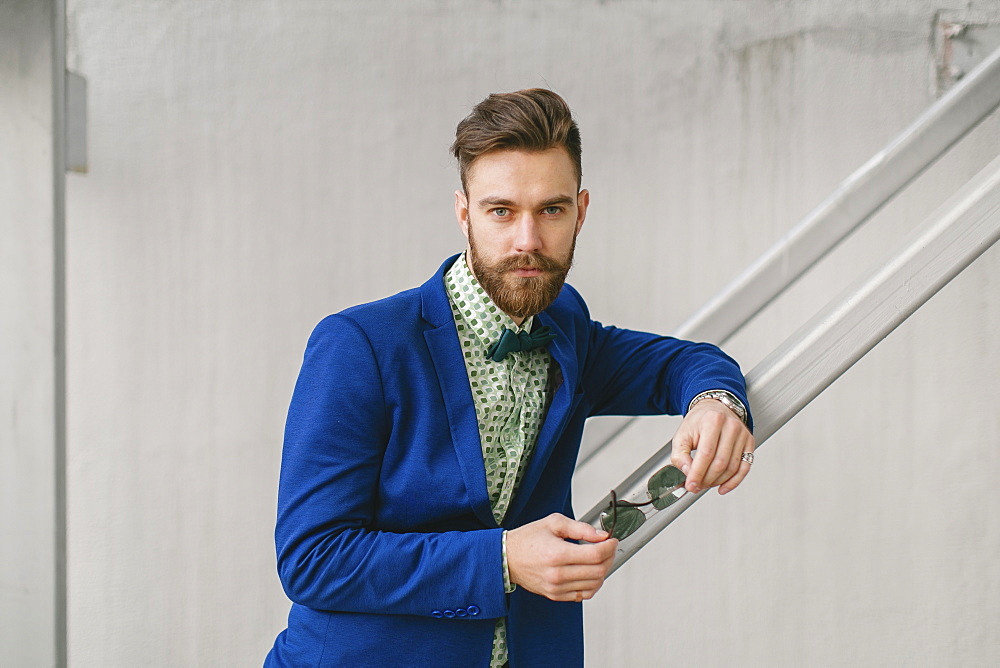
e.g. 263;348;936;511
648;464;686;510
601;505;645;541
599;507;613;534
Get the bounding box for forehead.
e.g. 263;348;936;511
465;148;578;203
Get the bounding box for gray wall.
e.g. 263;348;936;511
1;1;65;665
9;0;995;665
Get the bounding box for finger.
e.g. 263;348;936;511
549;515;610;543
543;540;617;583
703;419;744;488
546;548;616;600
563;537;617;565
551;585;603;602
718;460;750;495
686;417;722;493
563;540;618;581
719;434;756;495
550;576;608;601
670;431;695;477
553;563;613;585
540;535;616;577
538;563;608;598
724;425;747;480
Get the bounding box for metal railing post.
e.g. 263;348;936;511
579;45;1000;466
581;152;1000;574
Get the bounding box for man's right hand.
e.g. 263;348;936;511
506;513;617;602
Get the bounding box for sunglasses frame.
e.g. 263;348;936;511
599;464;688;541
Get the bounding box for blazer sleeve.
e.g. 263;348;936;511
570;293;752;431
274;314;507;618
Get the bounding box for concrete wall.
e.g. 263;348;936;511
51;0;1000;665
0;1;65;665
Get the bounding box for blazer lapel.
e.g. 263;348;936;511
420;258;497;528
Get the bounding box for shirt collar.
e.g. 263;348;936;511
446;252;534;349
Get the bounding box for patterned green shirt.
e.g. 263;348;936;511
445;253;553;668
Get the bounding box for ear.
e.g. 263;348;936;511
575;189;590;236
454;189;470;240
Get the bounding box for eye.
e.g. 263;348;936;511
491;208;510;218
542;206;563;215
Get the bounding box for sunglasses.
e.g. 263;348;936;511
599;464;688;541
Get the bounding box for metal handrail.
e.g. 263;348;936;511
580;151;1000;574
578;44;1000;466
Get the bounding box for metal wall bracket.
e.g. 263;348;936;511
935;10;1000;95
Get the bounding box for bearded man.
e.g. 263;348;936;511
266;89;755;667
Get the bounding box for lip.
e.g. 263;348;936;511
511;268;544;277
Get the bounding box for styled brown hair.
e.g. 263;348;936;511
451;88;582;193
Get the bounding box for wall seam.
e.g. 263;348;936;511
51;0;68;666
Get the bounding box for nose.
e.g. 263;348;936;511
513;214;543;253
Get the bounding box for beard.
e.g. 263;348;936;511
467;227;576;320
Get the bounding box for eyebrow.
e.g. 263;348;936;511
477;195;576;208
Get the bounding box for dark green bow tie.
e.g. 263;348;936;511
486;326;557;362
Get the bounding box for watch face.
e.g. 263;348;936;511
689;391;746;425
711;392;745;422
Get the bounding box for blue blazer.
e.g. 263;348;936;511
266;256;750;667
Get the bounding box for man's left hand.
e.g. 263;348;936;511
670;399;755;496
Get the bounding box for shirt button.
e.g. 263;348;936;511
467;605;480;616
443;610;455;618
431;611;443;618
456;608;467;617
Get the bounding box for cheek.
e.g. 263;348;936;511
486;239;513;259
475;228;512;252
545;229;577;253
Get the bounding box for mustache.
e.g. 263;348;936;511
494;252;568;274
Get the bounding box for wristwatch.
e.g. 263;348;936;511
687;390;748;425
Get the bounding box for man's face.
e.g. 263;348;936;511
454;148;589;323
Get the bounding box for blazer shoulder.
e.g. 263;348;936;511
338;287;422;328
307;285;431;358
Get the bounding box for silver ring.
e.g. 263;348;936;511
741;452;754;465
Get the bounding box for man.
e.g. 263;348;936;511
266;89;754;667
